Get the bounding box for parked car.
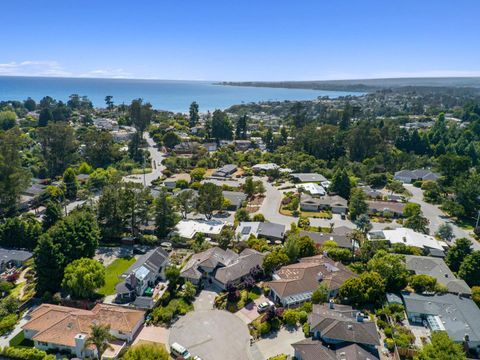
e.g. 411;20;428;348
171;342;191;359
257;300;274;313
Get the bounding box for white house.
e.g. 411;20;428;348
174;219;226;240
368;227;448;252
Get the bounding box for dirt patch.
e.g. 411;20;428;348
246;195;265;213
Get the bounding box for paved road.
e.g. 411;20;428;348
405;184;479;249
255;178;402;232
254;178;296;227
123;133;166;187
169;309;252;360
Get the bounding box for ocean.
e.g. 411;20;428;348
0;76;361;112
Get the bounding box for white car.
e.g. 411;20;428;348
257;300;274;313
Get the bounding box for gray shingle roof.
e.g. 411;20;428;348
257;222;285;240
300;230;353;249
180;247;264;286
222;191;247;207
402;292;480;342
291;173;327;183
308;303;380;346
0;248;33;263
405;255;471;295
123;247;168;277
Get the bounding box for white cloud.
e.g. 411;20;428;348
0;60;133;79
79;68;132;79
0;60;72;77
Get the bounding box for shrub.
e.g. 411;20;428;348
258;321;271;335
253;213;265;222
0;346;56;360
297;310;308;324
0;314;17;335
270;317;281;331
377;319;388;330
283;309;298;326
302;322;311;337
385;338;395;351
299;301;312;313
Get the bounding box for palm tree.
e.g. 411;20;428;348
85;323;114;359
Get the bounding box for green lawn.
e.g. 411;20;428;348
98;257;136;296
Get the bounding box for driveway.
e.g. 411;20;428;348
405;184;479;249
235;295;268;324
133;324;169;346
250;326;305;360
169;310;251;360
193;289;217;311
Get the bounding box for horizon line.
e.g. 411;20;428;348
1;74;480;83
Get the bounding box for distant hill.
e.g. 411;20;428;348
220;77;480;92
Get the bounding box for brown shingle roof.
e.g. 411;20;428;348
266;255;356;298
23;304;144;347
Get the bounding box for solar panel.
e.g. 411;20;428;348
242;226;251;235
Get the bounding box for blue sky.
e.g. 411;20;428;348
0;0;479;81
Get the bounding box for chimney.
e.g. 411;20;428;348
329;299;335;309
317;272;323;282
356;312;364;322
74;334;86;358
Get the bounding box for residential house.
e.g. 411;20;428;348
22;303;144;359
296;183;326;196
292;339;379;360
235;221;286;242
368;228;448;255
173;219;226;240
291;173;327;183
366;200;405;218
308;302;380;351
234;140;252;151
115;247;169;304
266;255;357;307
0;248;33;272
203;142;218;152
111;127;136;142
252;163;280;173
359;186;383;199
173;141;200;155
163;173;191;189
180;247;264;289
300;193;348;214
394;169;440;183
222;191;247;210
213;164;237;177
23;183;47;197
402;292;480;352
299;230;356;250
404;255;471;295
